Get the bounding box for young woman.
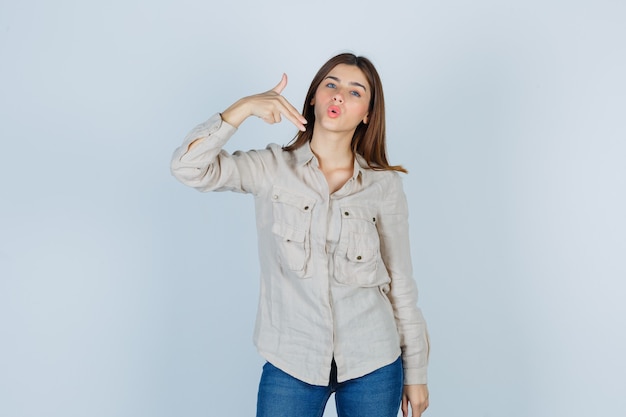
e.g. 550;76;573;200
170;53;429;417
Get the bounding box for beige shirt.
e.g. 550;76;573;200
170;114;429;385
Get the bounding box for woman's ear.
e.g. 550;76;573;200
310;97;316;105
362;113;369;124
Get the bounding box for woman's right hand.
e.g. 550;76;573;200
221;74;308;131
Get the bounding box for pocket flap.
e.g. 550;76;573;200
272;222;306;243
340;206;377;225
272;186;316;212
346;233;378;262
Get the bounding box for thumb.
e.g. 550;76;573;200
271;73;288;94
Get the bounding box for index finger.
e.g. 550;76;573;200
276;96;308;131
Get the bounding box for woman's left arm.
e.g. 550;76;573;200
376;173;430;394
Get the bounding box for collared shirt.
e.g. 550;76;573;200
170;114;429;385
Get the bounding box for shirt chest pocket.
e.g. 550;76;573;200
270;186;316;276
334;206;390;287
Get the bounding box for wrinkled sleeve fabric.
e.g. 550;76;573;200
170;113;272;195
377;174;430;385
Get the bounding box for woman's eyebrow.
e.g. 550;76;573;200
325;76;367;92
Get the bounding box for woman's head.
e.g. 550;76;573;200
284;53;406;173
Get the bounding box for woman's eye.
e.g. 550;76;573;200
350;91;361;98
326;82;336;88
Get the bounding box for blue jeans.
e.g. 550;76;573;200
256;357;403;417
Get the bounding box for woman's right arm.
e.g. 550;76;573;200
170;74;307;194
188;74;306;150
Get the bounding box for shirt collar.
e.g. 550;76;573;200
293;142;316;166
293;142;368;180
354;153;369;177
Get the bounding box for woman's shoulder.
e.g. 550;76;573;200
362;164;403;183
362;168;407;202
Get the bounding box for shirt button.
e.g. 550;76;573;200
356;255;362;260
304;206;309;210
273;194;278;199
344;211;350;216
372;217;376;222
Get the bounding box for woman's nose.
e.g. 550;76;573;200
333;94;344;103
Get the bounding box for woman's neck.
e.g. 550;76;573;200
309;130;354;171
310;130;355;193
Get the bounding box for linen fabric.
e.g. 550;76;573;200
170;113;429;385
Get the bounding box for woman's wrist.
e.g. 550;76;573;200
221;98;251;128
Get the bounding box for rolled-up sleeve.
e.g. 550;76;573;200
377;174;430;385
170;113;272;195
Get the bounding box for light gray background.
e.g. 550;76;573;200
1;1;624;416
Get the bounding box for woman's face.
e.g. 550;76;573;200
311;64;371;135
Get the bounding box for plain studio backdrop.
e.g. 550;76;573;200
1;1;624;416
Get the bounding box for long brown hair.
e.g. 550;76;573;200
283;53;407;173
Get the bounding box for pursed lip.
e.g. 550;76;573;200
327;105;341;118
